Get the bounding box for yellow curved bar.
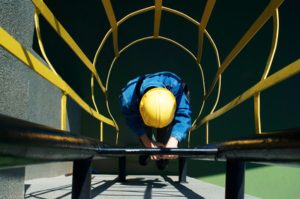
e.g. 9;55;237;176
254;9;279;134
35;9;68;131
90;74;107;142
117;7;155;26
201;59;300;125
191;31;222;131
105;37;154;94
162;7;199;26
93;30;112;70
105;92;119;145
34;9;59;76
204;0;284;101
261;10;280;80
32;0;106;93
90;74;99;113
91;30;114;142
92;29;112;96
0;27;116;128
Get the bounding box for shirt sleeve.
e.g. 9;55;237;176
119;94;145;137
170;89;192;142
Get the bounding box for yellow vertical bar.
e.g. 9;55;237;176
154;0;162;37
115;131;119;145
205;122;209;144
188;130;191;148
254;95;262;134
197;0;216;64
61;93;67;130
100;121;103;142
102;0;119;56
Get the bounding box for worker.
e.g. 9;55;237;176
119;71;192;170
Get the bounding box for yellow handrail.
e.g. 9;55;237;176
32;0;120;142
201;59;300;125
0;27;116;128
32;0;106;93
204;0;284;101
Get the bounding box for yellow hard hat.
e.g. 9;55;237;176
139;88;176;128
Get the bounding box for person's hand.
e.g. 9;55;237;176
149;141;164;160
139;134;163;160
162;137;179;159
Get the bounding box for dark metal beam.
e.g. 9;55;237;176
218;130;300;162
0;114;101;161
96;148;218;158
1;114;300;164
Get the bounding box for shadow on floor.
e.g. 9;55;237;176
91;176;205;199
25;175;205;199
25;183;72;199
25;176;118;199
162;175;205;199
90;177;169;198
90;177;119;198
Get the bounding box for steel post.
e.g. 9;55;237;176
178;157;187;183
225;159;245;199
72;158;92;199
118;156;126;182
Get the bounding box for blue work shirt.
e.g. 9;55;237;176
119;72;192;142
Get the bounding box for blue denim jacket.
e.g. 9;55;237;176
119;72;192;142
